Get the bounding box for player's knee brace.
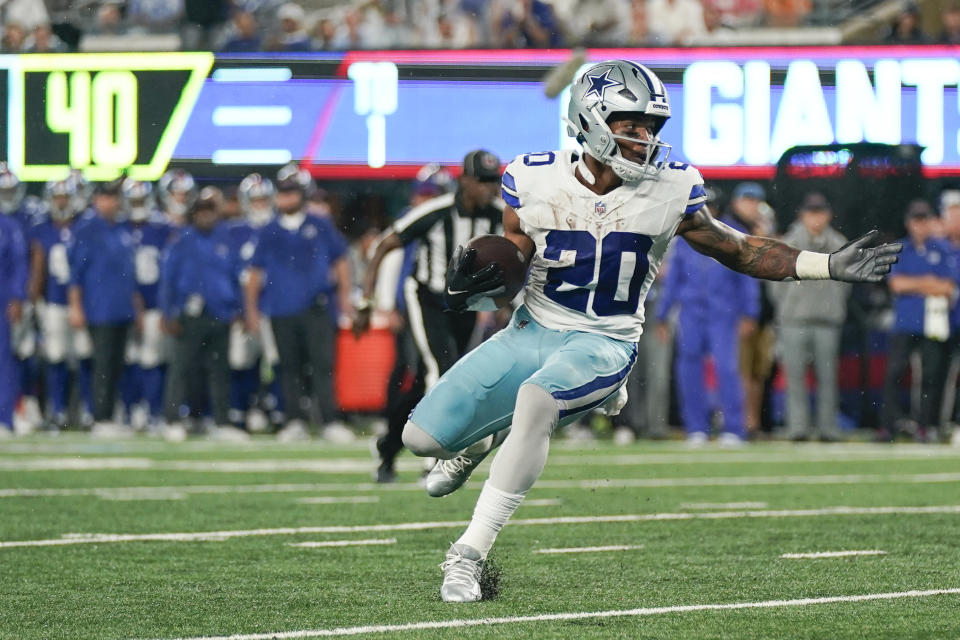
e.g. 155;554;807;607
402;421;457;459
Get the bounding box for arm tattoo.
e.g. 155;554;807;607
677;207;799;280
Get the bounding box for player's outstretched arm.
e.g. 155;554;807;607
677;206;902;282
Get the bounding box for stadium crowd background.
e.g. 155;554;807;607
3;0;960;463
2;0;960;53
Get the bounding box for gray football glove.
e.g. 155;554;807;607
828;230;903;283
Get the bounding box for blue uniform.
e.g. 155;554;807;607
32;220;74;305
160;224;241;323
69;213;136;325
656;215;759;438
251;214;347;317
889;237;953;335
0;214;28;429
127;221;173;310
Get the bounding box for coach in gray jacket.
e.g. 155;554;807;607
769;193;851;441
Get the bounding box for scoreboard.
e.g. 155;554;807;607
3;46;960;181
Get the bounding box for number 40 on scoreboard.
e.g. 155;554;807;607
4;53;212;182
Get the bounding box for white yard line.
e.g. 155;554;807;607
297;497;380;505
680;502;769;510
780;550;888;559
136;588;960;640
287;538;396;548
522;499;563;507
3;504;959;549
4;471;960;499
4;446;960;473
534;544;644;554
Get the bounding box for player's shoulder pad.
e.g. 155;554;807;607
657;161;706;217
501;150;566;211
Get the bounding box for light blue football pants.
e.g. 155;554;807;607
408;305;637;452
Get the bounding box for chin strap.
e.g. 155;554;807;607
576;154;596;185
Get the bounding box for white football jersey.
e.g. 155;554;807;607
501;150;706;342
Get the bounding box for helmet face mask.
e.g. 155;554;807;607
566;60;672;182
45;178;78;222
0;163;25;214
122;178;154;223
239;173;276;227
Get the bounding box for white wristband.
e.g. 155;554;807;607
795;251;831;280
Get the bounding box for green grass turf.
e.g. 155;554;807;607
2;435;960;640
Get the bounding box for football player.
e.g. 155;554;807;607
398;60;903;602
31;177;94;431
122;178;173;432
226;173;276;432
158;169;197;227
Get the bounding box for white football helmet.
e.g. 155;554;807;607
0;162;26;214
122;178;155;222
44;177;79;222
566;60;672;181
238;172;275;227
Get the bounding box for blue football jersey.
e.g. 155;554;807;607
32;220;75;305
126;221;173;310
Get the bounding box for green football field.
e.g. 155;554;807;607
2;434;960;640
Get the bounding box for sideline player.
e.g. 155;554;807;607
398;60;903;602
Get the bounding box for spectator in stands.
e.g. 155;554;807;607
562;0;632;47
182;0;227;50
2;23;28;52
884;1;931;44
25;23;68;52
312;15;338;49
626;0;666;45
68;179;137;437
160;188;244;441
881;200;955;442
422;11;479;48
91;1;126;36
220;10;262;52
493;0;564;48
764;0;810;27
705;0;763;27
647;0;707;45
244;163;353;443
126;0;184;32
768;194;850;442
938;2;960;43
266;2;312;51
2;0;50;31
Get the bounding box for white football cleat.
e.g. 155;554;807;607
277;420;310;442
440;543;483;603
685;431;708;448
162;422;188;442
321;421;356;444
91;422;134;439
209;425;251;442
717;432;746;448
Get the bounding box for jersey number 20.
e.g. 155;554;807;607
544;230;653;316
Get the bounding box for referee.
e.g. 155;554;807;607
355;149;503;478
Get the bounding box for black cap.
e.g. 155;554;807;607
94;177;124;196
906;199;935;219
462;149;501;182
799;192;831;212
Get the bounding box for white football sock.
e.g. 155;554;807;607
487;383;557;494
456;481;525;558
455;384;558;557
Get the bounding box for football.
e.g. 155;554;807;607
466;234;529;305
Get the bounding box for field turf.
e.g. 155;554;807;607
2;434;960;639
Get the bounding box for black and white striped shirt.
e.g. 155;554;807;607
392;191;504;295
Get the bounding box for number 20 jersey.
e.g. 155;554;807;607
501;150;706;343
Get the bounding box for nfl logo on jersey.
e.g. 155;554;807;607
595;201;606;215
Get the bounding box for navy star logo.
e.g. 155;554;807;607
584;69;623;101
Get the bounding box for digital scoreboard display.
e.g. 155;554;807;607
2;46;960;181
